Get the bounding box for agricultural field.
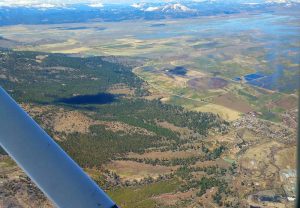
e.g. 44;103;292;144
0;12;298;121
0;48;297;207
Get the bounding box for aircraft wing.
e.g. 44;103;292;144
0;87;118;208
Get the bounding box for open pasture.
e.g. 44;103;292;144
105;160;176;181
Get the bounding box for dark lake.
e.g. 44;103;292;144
168;66;187;76
258;195;281;203
62;26;89;30
57;93;117;105
96;27;107;31
233;77;242;81
244;73;265;82
150;23;166;27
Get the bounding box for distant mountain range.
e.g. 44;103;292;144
131;3;196;13
0;0;299;25
1;0;300;9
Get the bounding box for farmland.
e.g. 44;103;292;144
0;47;297;207
0;4;298;208
0;12;298;121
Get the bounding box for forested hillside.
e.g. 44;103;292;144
0;49;296;208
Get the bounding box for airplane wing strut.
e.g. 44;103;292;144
0;87;118;208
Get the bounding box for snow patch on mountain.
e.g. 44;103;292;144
143;3;195;13
0;0;60;8
131;3;145;8
144;6;160;11
266;0;300;3
162;3;194;12
88;2;104;8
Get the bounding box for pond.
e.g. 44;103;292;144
233;77;242;81
244;73;265;82
150;23;166;27
258;195;282;203
57;93;117;105
168;66;187;76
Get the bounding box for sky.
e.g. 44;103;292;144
0;0;149;6
0;0;245;6
0;0;297;7
0;0;173;8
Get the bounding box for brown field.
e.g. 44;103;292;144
209;131;237;143
0;156;53;208
127;150;200;160
21;103;94;136
274;147;297;169
213;93;253;113
188;77;228;91
236;128;260;142
239;141;282;177
156;121;194;135
192;158;231;169
53;111;94;134
154;190;195;206
194;103;241;121
186;69;206;78
198;187;219;208
108;84;135;96
105;160;176;181
21;103;53;117
275;95;298;110
97;121;155;136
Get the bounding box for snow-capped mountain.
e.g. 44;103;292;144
144;6;160;12
161;3;195;12
88;3;104;8
0;0;63;8
131;3;146;9
191;0;300;5
0;0;299;26
0;1;105;9
141;3;195;13
0;0;300;9
265;0;300;3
